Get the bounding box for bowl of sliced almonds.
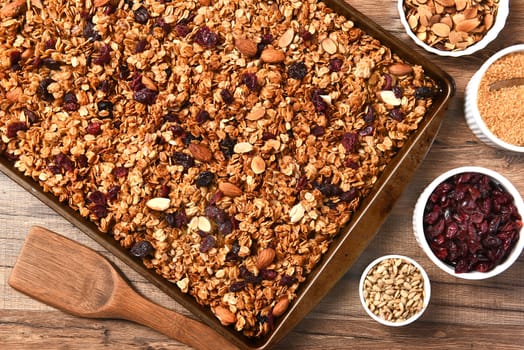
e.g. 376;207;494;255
398;0;509;57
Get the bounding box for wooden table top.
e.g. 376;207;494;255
1;1;523;349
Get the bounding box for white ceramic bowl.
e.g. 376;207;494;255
464;44;524;153
359;254;431;327
413;166;524;280
398;0;509;57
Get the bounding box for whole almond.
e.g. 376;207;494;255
256;247;276;270
188;143;212;162
321;37;338;54
251;155;266;175
0;0;26;18
455;18;480;33
278;28;295;48
235;37;258;57
146;197;171;211
214;306;236;326
218;182;243;197
388;63;413;76
272;297;290;317
260;48;285;63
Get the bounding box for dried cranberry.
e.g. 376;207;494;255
133;88;158;105
359;125;374;136
195;110;210;124
288;62;307;80
56;153;74;172
6;121;28;138
37;78;55;102
48;164;62;175
83;20;101;41
10;50;21;71
220;89;234;104
310;88;328;114
22;108;39;124
345;158;359;169
199;235;216;253
364;105;375;124
229;281;247;292
389;108;403;121
218;219;233;235
242;73;260;92
260;33;273;45
341;132;359;153
98;80;112;94
86;122;102;135
172;152;194;168
195;171;215;187
296;175;308;191
262;132;275;140
317;182;343;197
113;166;128;178
62;93;79;112
134;6;150;24
90;204;108;218
44;39;56;50
170;124;186;138
194;26;218;48
158;184;170;198
175;23;190;37
383;74;393;90
260;269;277;280
340;188;358;202
164;113;180;123
135;39;148;53
155;18;171;34
298;28;313;41
130;240;154;258
392;86;403;99
119;64;131;80
88;190;107;206
279;274;297;286
328;58;343;72
166;211;188;228
311;125;325;137
107;185;120;201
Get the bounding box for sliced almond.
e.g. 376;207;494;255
484;13;494;31
256;247;276;270
251;155;266;174
141;76;157;91
235;37;258;57
233;142;253;154
146;197;171;211
463;7;477;20
431;22;451;37
246;107;266;121
93;0;110;7
6;87;22;103
272;297;290;317
218;182;243;197
278;28;295;48
455;0;467;11
321;37;338;54
388;63;413;76
379;90;402;106
214;306;236;326
408;14;419;30
197;216;212;232
435;0;455;7
188;143;212;162
455;18;480;33
0;0;26;18
440;15;453;29
260;48;285;63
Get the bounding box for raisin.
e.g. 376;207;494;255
42;57;62;70
83;20;101;41
311;125;325;137
113;166;128;178
37;78;55;102
133;88;158;105
199;235;216;253
88;190;107;206
107;185;121;201
134;6;150;24
220;89;234;104
175;23;190;37
166;211;188;228
341;132;359;153
219;136;236;158
130;240;154;258
172;152;194;168
328;58;343;72
310;88;328;114
242;72;260;92
260;33;274;45
194;26;218;48
288;62;307;80
195;171;215;187
364;105;375;124
22;108;39;124
90;204;108;218
389;108;403;121
195;110;210;124
6;121;28;138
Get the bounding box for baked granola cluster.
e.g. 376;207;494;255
0;0;438;337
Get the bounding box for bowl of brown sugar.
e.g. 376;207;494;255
465;44;524;152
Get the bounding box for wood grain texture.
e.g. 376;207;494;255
1;0;524;349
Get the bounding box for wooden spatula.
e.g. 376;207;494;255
8;226;239;350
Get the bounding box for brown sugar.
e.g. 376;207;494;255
477;52;524;146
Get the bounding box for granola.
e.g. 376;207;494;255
0;0;438;337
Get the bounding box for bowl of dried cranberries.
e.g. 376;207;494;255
413;166;524;279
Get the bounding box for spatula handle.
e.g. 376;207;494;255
113;290;240;350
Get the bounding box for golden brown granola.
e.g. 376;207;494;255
0;0;437;337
